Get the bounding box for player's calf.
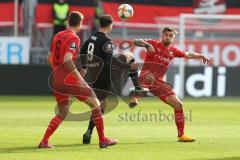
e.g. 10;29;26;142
165;95;196;142
84;97;118;148
38;103;70;149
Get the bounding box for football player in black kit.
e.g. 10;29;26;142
79;15;146;144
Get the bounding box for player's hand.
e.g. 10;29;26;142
130;63;141;71
146;44;155;53
201;55;212;65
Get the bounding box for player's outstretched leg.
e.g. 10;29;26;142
38;100;69;149
84;96;117;148
128;57;141;108
83;98;107;144
118;54;148;108
165;95;196;142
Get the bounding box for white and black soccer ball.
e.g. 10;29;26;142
118;4;134;19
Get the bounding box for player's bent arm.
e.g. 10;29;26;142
133;39;151;48
184;52;211;64
133;39;155;53
184;52;203;59
63;52;83;81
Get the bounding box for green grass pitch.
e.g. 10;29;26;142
0;96;240;160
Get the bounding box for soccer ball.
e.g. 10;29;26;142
118;4;134;19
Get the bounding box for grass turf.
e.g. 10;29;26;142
0;96;240;160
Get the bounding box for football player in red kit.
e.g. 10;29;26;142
133;26;211;142
38;11;117;149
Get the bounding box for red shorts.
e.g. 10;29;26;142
53;74;93;106
139;72;175;103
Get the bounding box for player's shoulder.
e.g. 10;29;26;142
100;35;113;54
96;32;112;46
67;33;80;45
87;32;108;44
169;45;181;51
96;32;110;41
169;45;185;57
53;31;64;41
103;36;112;44
69;32;79;40
56;30;65;36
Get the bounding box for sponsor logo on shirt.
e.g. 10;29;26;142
154;55;171;63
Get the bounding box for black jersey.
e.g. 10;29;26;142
80;32;131;93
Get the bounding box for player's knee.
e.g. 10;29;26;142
57;110;68;120
123;51;134;63
87;97;101;108
93;98;101;108
57;104;70;120
57;113;66;120
173;101;183;110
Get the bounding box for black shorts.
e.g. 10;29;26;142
92;76;111;101
85;54;130;100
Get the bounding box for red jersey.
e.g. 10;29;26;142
50;29;80;68
141;40;185;80
50;29;80;84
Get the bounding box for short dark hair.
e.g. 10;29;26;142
99;15;113;28
68;11;84;27
162;26;178;35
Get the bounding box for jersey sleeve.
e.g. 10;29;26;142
66;38;80;55
173;47;185;58
102;40;114;55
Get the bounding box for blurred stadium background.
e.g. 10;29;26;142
1;1;240;159
0;0;240;98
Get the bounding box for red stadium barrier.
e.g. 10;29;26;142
0;2;23;28
1;0;239;29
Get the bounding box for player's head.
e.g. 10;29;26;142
68;11;84;32
99;15;113;33
161;26;178;46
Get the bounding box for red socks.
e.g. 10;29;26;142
41;115;63;144
92;107;105;142
174;109;185;137
40;108;105;144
